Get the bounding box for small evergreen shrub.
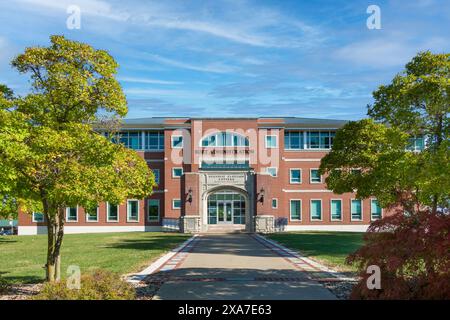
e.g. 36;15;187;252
35;269;135;300
0;276;11;294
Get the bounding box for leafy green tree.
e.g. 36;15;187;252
320;51;449;213
0;36;155;282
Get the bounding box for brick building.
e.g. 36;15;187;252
18;117;387;235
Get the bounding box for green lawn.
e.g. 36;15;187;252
0;232;190;284
266;231;365;273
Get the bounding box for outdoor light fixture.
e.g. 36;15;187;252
257;188;265;202
186;188;193;203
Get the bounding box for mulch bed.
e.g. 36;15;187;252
0;283;42;300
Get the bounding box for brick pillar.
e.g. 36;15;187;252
181;173;201;233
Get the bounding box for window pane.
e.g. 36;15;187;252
351;200;362;220
371;200;382;219
310;200;322;220
173;199;181;209
33;212;44;222
272;199;277;208
86;207;98;221
290;200;301;220
108;203;118;221
290;169;301;183
67;207;77;221
331;200;342;220
128;201;139;221
148;200;159;221
311;169;321;183
172;136;183;148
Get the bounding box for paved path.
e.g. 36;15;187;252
148;234;336;300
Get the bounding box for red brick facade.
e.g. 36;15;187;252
18;117;390;235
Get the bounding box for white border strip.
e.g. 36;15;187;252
127;235;198;283
284;225;369;232
283;189;332;193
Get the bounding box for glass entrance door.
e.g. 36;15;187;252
217;201;233;224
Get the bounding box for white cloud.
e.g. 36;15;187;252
11;0;322;48
144;54;239;74
335;36;450;68
118;76;183;85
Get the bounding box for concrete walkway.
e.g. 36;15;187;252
148;234;336;300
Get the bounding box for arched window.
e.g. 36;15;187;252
201;132;249;147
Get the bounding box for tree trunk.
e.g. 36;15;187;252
45;207;65;282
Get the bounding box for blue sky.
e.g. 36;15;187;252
0;0;449;119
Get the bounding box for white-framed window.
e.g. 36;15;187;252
289;169;302;184
107;202;119;222
310;199;322;221
272;198;278;209
172;199;181;209
32;212;44;223
406;135;425;152
310;169;322;183
306;131;335;149
290;199;302;221
371;199;382;220
351;199;363;221
172;167;183;178
171;135;183;148
66;207;78;222
127;200;139;222
153;169;160;184
147;199;160;222
330;199;342;221
265;135;277;148
266;167;277;177
85;206;99;222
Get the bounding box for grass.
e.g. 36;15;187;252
0;232;190;284
266;231;365;273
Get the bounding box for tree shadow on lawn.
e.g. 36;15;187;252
104;234;190;251
0;271;43;285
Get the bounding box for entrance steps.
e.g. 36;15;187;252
204;224;247;234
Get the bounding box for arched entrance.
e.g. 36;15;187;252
206;189;247;226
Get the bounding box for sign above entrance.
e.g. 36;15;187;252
207;174;246;185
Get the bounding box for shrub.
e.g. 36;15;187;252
0;276;12;294
35;269;135;300
347;210;450;299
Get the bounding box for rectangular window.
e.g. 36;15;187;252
266;167;277;177
127;200;139;222
310;169;322;183
32;212;44;222
310;200;322;221
66;207;78;222
290;169;301;184
172;167;183;178
147;199;160;222
306;131;335;149
265;135;277;148
371;199;382;220
86;207;98;222
290;200;301;221
153;169;160;184
114;131;142;150
284;131;304;150
144;131;164;151
407;135;425;152
272;198;278;209
172;199;181;209
171;135;183;148
351;199;362;221
107;203;119;222
330;200;342;221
